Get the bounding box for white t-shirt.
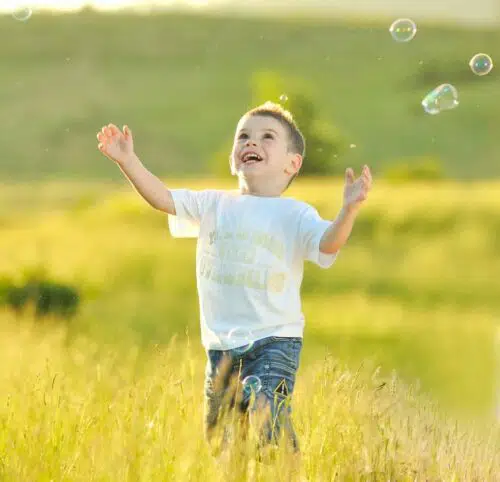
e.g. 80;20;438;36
167;189;337;350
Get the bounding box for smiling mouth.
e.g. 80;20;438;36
241;153;263;165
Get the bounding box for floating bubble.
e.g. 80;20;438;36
349;144;357;149
389;18;417;43
242;375;262;396
469;53;493;76
12;7;32;22
279;94;288;103
422;84;459;115
227;327;254;355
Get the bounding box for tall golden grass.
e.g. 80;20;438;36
1;178;499;479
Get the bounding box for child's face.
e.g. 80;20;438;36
230;115;302;182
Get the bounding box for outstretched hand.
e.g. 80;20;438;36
97;124;135;166
343;165;372;210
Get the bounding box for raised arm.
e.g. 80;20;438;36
319;165;372;254
97;124;175;215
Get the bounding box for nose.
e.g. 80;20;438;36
244;138;257;146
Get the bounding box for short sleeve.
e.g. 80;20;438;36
297;205;337;268
167;189;220;238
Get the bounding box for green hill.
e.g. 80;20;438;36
0;11;499;181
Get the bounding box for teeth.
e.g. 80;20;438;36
243;153;261;162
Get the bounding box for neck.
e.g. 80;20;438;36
237;177;285;197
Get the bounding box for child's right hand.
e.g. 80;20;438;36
97;124;135;166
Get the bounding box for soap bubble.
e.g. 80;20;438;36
242;375;262;396
469;53;493;76
12;7;32;22
422;84;459;115
279;94;288;103
227;327;254;355
389;18;417;43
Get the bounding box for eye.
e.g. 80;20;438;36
263;133;274;139
238;133;248;140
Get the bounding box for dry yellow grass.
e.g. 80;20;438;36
0;315;498;481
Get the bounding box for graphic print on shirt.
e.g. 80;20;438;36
199;227;287;294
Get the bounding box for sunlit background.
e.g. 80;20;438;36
0;0;202;11
1;0;500;479
1;0;500;24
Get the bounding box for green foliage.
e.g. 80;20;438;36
382;158;445;183
0;271;80;320
252;71;347;176
212;71;345;178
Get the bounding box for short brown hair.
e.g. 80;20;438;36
244;101;305;190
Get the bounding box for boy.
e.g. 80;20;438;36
96;102;372;461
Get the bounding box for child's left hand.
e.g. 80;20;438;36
343;165;372;210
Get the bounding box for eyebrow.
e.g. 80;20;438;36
238;128;279;135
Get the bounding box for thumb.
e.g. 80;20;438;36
123;125;132;142
345;167;355;185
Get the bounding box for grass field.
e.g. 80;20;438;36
0;11;499;181
1;177;499;411
0;319;499;480
1;176;500;478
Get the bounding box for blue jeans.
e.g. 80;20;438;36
203;336;303;453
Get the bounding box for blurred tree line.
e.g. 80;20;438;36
212;70;444;182
212;71;346;178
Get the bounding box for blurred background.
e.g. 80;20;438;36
1;0;499;425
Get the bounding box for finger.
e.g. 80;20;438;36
345;167;355;185
103;126;112;138
107;124;120;136
365;166;372;181
97;132;107;143
362;168;372;183
364;165;373;183
123;125;132;140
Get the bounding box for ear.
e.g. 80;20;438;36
284;153;303;175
